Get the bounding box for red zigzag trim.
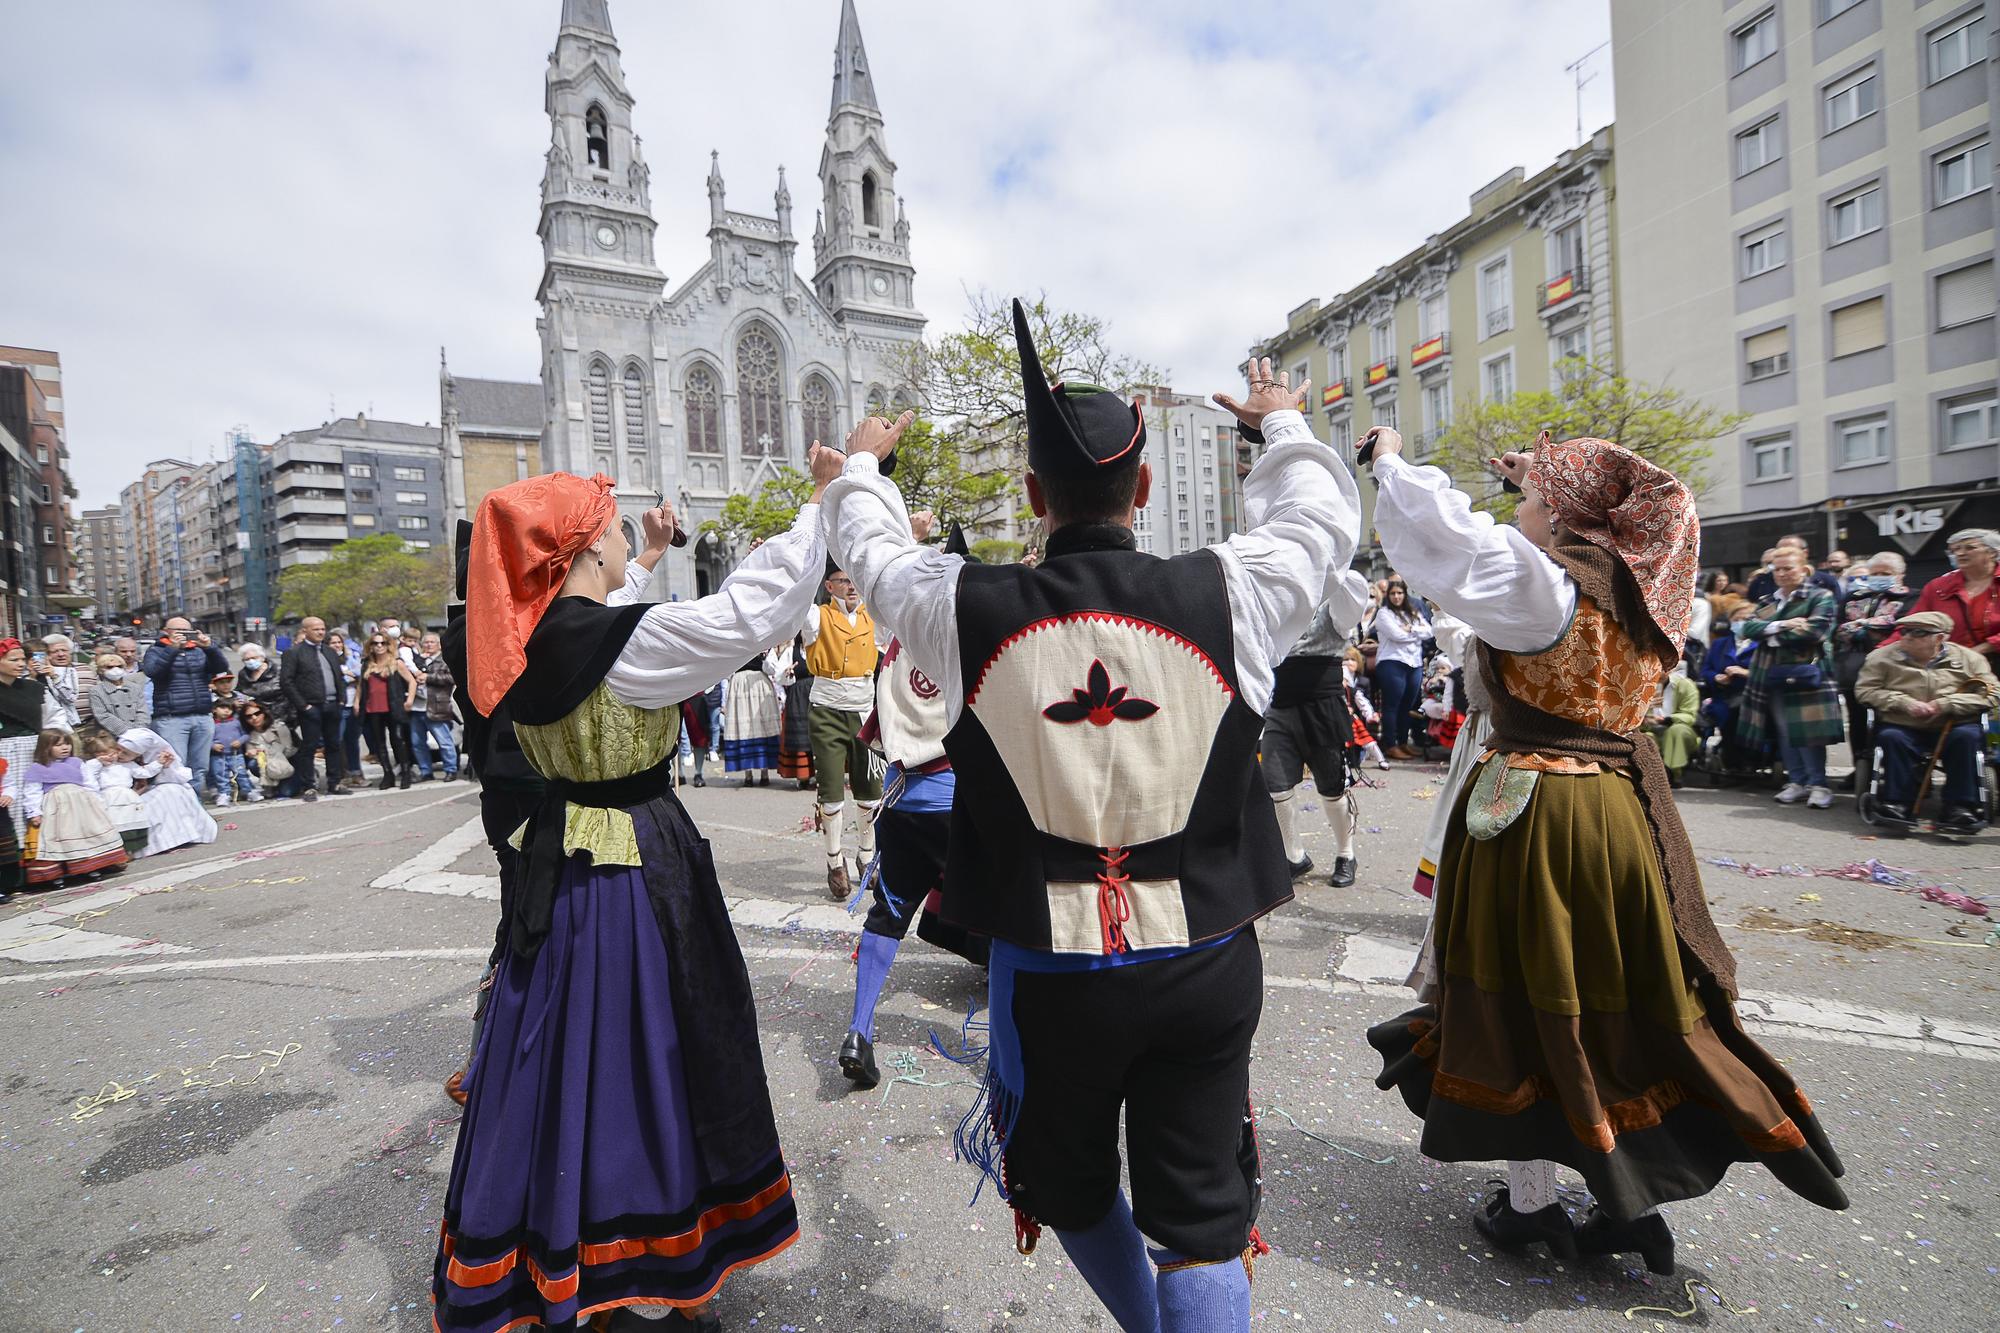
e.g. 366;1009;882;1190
965;611;1234;708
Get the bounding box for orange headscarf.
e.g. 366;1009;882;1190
467;472;618;714
1530;437;1699;655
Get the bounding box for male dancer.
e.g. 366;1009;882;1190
1264;599;1365;887
802;565;884;898
822;301;1363;1333
839;521;989;1090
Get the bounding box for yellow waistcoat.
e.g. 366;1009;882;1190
805;602;878;680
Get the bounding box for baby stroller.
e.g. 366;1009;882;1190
1854;706;1998;837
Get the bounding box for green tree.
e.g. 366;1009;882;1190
881;416;1016;534
1429;361;1744;522
274;534;452;629
698;468;815;554
895;291;1165;476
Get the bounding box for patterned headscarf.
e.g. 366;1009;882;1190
1530;437;1700;654
466;472;619;714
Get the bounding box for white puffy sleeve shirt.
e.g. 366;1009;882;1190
822;406;1365;723
600;504;828;708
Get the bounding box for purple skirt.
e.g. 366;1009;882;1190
432;854;798;1331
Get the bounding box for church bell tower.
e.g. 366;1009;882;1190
812;0;922;336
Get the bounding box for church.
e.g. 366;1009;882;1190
446;0;923;597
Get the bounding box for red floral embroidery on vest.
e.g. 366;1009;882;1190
1042;660;1159;726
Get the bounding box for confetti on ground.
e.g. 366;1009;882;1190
1622;1276;1757;1321
1706;855;1989;915
1264;1106;1395;1165
67;1041;304;1122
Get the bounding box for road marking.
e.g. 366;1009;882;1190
0;788;474;964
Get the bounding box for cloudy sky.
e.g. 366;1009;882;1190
1;0;1613;508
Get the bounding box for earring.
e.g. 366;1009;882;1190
596;557;605;567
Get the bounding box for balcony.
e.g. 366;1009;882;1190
275;494;349;522
1318;378;1352;413
1362;357;1398;393
1538;264;1592;315
1409;333;1450;374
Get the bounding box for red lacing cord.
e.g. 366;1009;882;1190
1003;1156;1041;1255
1097;846;1132;955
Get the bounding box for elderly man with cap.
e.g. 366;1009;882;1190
823;299;1364;1333
1855;610;1999;832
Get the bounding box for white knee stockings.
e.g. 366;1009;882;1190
1271;789;1303;862
1326;792;1355;858
820;802;845;864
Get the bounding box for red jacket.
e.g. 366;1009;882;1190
1900;570;2000;654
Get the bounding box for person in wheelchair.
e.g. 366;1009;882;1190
1855;611;2000;831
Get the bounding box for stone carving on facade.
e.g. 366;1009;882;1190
1524;180;1597;232
1411;251;1458;297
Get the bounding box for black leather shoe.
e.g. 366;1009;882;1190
839;1031;880;1089
1287;853;1314;880
1878;801;1914;824
1471;1187;1577;1261
692;774;706;788
1939;804;1987;833
1329;856;1357;888
398;770;411;789
1576;1205;1675;1275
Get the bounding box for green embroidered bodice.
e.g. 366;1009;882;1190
510;683;680;866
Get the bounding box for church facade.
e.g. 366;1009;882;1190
535;0;922;596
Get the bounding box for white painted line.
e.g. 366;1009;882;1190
369;816;496;898
1337;933;1416;985
0;947;490;987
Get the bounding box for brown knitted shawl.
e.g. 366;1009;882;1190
1476;540;1738;997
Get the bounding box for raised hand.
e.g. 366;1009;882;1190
1212;356;1309;431
808;441;848;499
641;500;678;552
910;509;936;543
846;410;914;462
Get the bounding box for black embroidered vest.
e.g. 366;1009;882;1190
941;525;1292;953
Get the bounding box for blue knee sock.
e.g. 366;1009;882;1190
1053;1192;1158;1333
1151;1246;1249;1333
848;930;900;1041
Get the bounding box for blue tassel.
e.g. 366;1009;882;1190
953;1064;1023;1206
928;994;990;1065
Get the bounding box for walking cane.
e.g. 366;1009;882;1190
1907;724;1954;825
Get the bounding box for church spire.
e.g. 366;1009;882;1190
829;0;879;116
560;0;615;39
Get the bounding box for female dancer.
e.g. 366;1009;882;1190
1364;431;1846;1273
433;458;834;1332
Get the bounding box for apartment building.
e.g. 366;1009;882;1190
78;505;126;623
1128;388;1242;556
0;347;79;617
1249;129;1617;566
118;460;197;623
1612;0;1997;579
267;415;445;575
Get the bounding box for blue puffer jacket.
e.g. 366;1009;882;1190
142;640;231;717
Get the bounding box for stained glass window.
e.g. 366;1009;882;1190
737;328;784;457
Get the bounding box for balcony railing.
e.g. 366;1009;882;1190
1363;357;1398;390
1538;264;1592;311
1319;378;1352;412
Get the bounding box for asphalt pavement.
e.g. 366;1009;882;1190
2;759;1996;1332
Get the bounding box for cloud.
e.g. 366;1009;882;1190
0;0;1612;507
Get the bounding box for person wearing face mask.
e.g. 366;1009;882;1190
88;652;152;738
1831;552;1914;763
234;643;289;725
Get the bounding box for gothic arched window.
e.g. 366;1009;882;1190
585;104;609;170
862;172;880;229
622;365;648;451
736;328;784;457
865;384;887;417
587;359;614;454
801;374;835;449
684;364;721;455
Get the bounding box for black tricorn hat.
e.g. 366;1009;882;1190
1013;298;1145;479
944;523;971;558
453;519;474;602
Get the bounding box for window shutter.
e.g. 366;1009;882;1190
1745;327;1789;362
1830;297;1886;357
1937;261;1995;329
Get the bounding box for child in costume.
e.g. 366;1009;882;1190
22;729;130;886
115;728;219;855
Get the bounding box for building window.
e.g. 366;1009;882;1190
44;565;58;587
585;104;609;170
1482;353;1514;404
1733;9;1778;72
685;364;721;454
1549;221;1585;283
1418;291;1447;340
1929;14;1987;84
393;466;424;482
347;464;373;478
41;525;54;545
1479;256;1511;336
1835;413;1890;468
622;364;648;454
801;374;835;449
1941;390;2000;451
1935;138;1991;206
1748;434;1794;481
1421;380;1451;442
35;445;47;465
395;490;427;504
1369;320;1393;363
1819;0;1863;20
1327;343;1347;381
1830;296;1887;356
1744;326;1791;380
1823;66;1879;133
351;514;376;527
350;488;375;502
1936;260;1995;330
1377;399;1398;431
1827;183;1883;245
862;172;881;228
1741;222;1787;277
407;539;432;550
1291;363;1308;395
1735;116;1781;175
1329;418;1352;452
1553;326;1590;375
736;327;785;457
587;360;613;450
397;516;427;531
